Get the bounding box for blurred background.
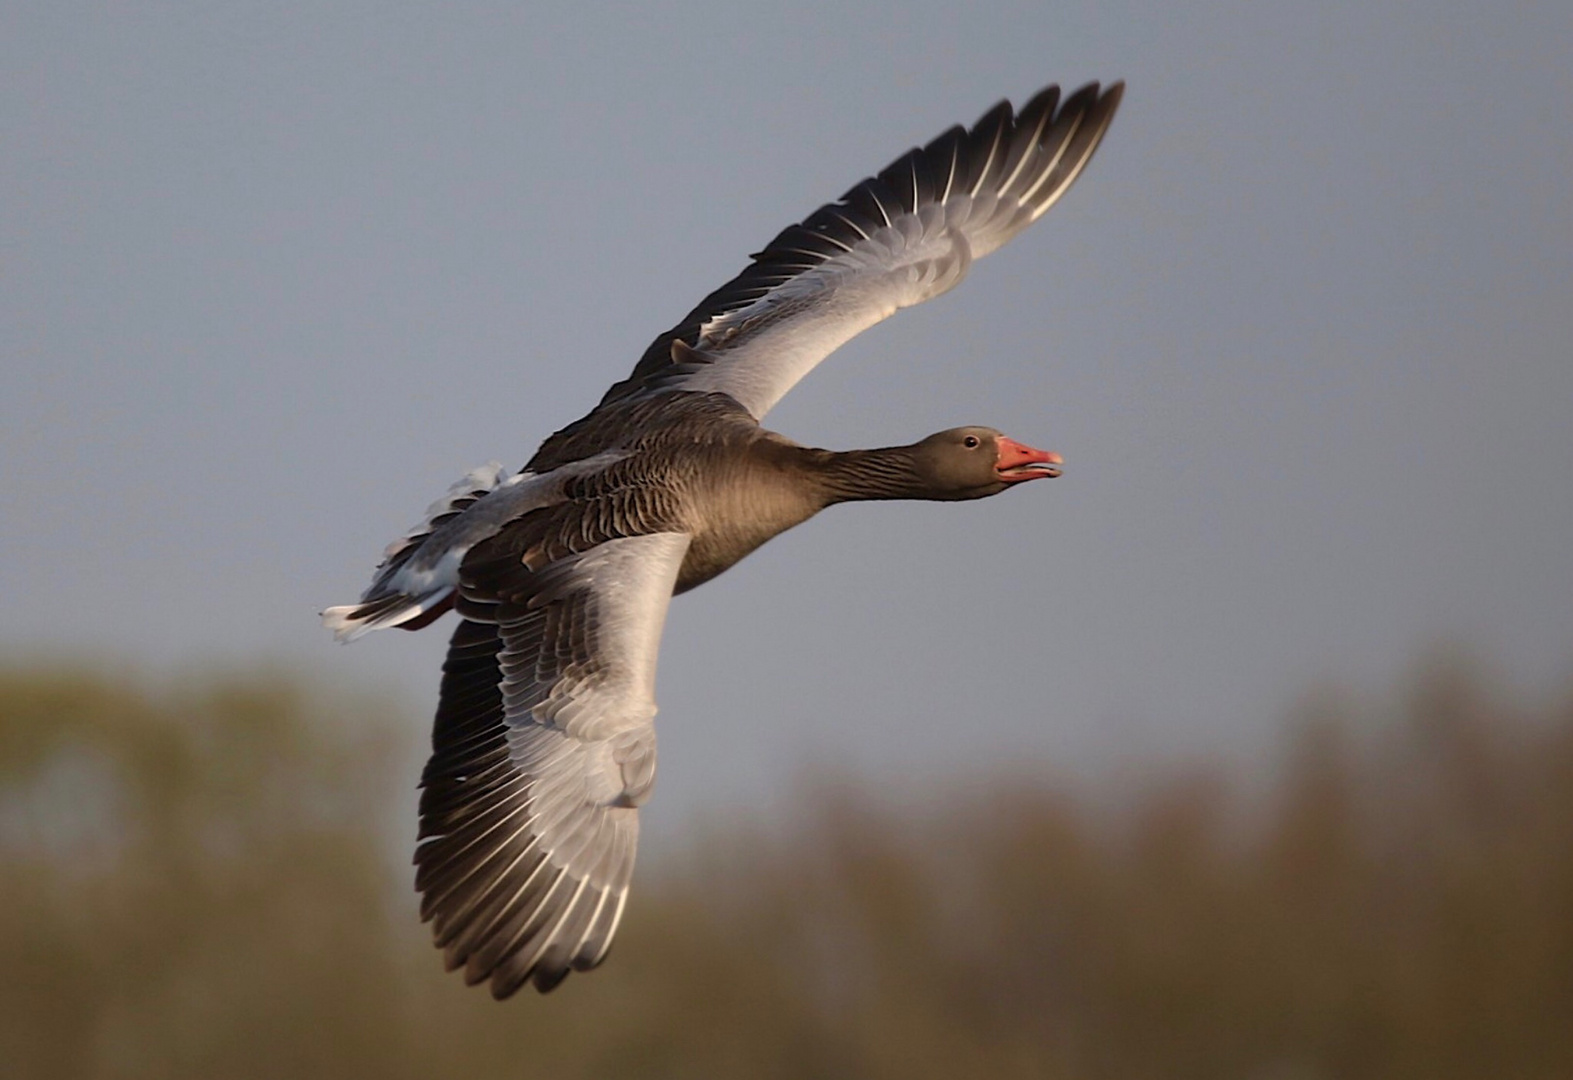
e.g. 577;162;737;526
5;661;1572;1078
3;1;1570;1076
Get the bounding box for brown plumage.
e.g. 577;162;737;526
325;80;1122;997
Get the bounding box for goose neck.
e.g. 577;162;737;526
813;445;928;504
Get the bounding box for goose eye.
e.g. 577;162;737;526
963;435;980;449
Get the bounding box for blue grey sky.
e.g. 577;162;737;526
5;1;1570;839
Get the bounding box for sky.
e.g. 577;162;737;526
4;1;1571;842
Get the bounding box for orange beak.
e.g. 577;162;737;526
995;436;1063;481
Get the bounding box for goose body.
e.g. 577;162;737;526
325;80;1122;997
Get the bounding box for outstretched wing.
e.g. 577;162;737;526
601;80;1123;420
414;531;689;997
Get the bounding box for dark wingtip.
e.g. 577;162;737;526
1099;80;1126;113
481;959;571;999
489;972;523;1000
531;965;572;994
1085;80;1126;150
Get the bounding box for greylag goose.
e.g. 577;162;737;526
325;80;1123;997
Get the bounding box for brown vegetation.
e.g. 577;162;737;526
2;658;1570;1079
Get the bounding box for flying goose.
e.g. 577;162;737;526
325;80;1123;997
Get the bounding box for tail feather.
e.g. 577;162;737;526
323;462;510;644
323;453;615;646
323;591;448;643
372;463;508;589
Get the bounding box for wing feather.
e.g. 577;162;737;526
415;532;689;997
601;80;1123;419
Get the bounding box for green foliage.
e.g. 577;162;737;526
2;658;1571;1079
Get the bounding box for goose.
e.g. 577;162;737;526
325;80;1123;998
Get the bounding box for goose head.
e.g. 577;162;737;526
913;426;1063;499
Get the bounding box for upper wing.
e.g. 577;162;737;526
600;80;1123;420
414;531;689;997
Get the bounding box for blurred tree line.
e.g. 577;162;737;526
1;656;1570;1080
